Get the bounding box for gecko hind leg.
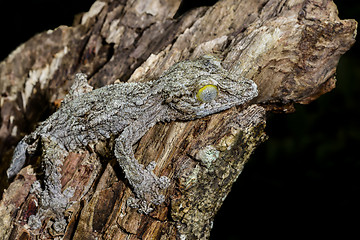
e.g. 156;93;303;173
7;138;28;179
27;136;74;232
7;134;40;179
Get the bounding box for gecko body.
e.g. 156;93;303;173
7;56;258;231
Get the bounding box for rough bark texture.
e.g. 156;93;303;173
0;0;356;239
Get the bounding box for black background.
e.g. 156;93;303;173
0;1;359;239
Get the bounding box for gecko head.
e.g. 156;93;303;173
161;56;258;120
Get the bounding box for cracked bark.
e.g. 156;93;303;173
0;0;356;239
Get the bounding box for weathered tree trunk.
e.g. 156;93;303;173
0;0;356;239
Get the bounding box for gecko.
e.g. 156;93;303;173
6;55;258;232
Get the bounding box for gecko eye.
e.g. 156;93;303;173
196;84;218;102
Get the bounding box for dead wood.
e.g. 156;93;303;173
0;0;356;239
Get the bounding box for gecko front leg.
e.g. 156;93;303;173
114;123;170;214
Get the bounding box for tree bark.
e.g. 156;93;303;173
0;0;356;239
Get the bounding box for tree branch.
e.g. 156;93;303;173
0;0;356;239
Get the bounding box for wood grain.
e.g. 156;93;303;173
0;0;356;239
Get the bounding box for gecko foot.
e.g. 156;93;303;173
125;161;170;214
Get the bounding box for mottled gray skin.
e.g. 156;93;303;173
7;55;258;231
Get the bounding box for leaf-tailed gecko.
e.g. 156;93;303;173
7;55;258;232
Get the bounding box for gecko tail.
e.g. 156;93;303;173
7;138;28;179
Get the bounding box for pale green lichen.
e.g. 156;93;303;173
195;145;220;168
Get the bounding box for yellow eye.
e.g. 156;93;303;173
196;84;218;102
